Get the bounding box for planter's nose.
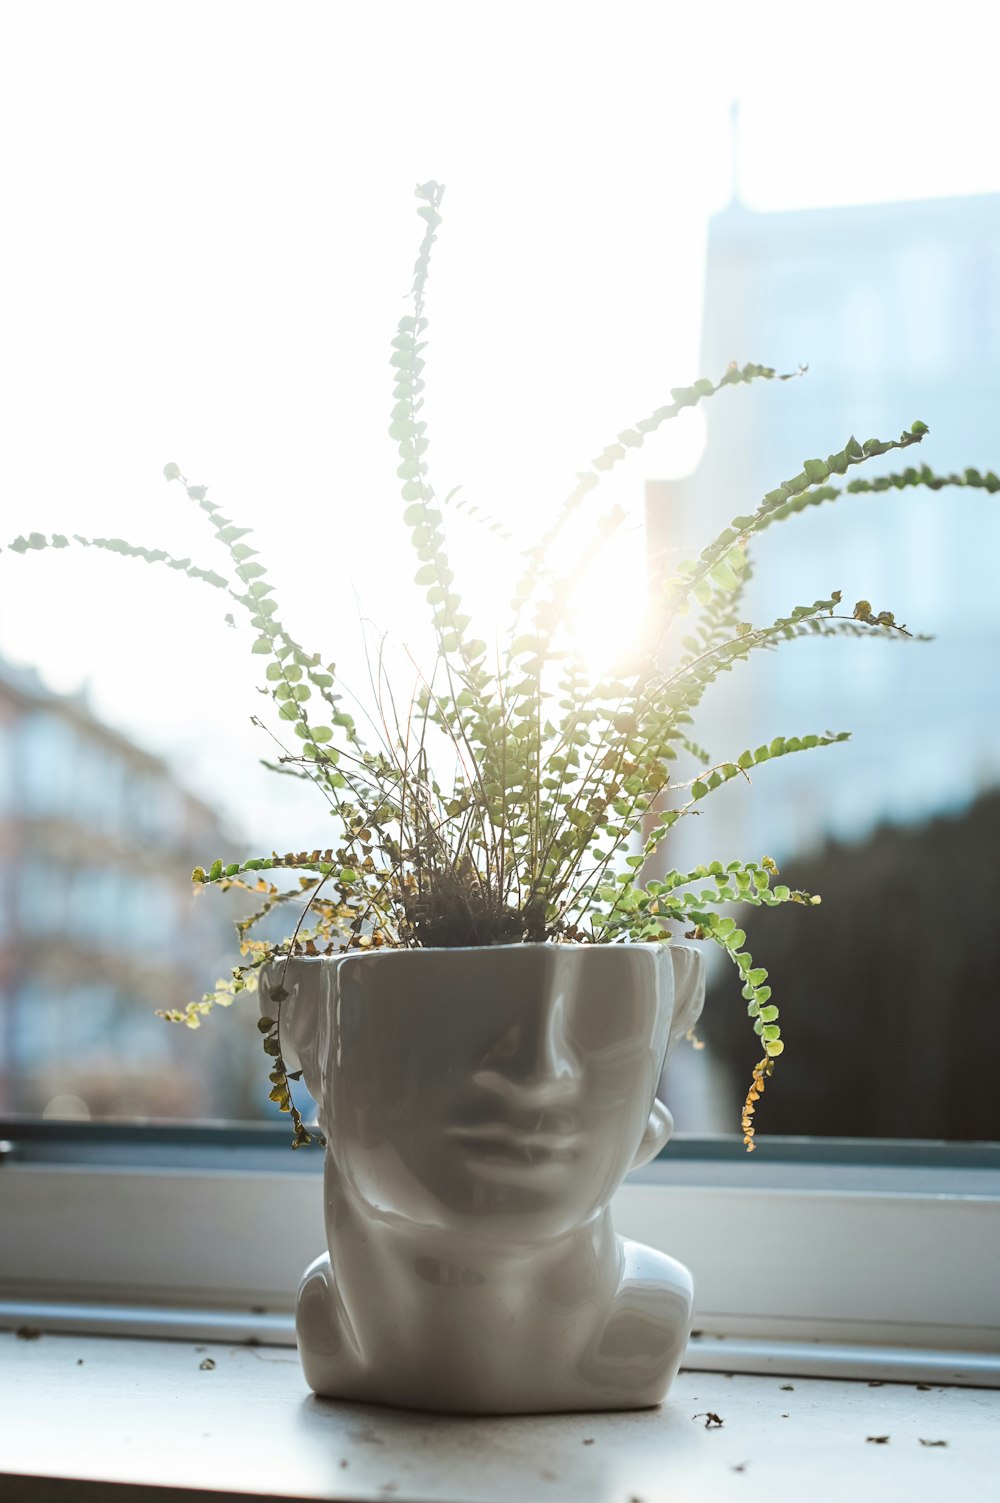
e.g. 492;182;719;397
472;989;579;1110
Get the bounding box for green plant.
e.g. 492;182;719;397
9;181;993;1149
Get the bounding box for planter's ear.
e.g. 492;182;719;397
631;1098;674;1170
666;943;705;1058
259;959;327;1106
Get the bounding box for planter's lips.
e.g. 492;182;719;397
445;1123;582;1151
444;1122;581;1167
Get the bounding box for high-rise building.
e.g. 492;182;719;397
648;190;1000;868
0;657;259;1119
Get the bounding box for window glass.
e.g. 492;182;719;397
0;4;995;1143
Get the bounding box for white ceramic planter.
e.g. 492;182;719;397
260;940;704;1414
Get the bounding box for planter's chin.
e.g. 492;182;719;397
261;941;704;1414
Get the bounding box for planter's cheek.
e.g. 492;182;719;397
564;996;664;1198
567;1072;659;1215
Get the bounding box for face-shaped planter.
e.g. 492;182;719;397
261;941;704;1414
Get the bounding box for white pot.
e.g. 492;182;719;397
261;940;704;1414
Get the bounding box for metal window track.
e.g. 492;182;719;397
2;1300;997;1388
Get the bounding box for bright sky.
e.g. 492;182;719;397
2;0;997;847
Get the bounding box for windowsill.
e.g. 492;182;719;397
2;1331;997;1502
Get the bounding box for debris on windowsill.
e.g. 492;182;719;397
693;1411;724;1428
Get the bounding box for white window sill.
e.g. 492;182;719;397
1;1331;997;1503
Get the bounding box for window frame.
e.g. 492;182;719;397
2;1122;998;1385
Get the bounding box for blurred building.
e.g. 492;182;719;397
0;657;260;1120
648;188;1000;870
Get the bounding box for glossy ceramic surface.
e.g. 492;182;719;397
260;941;704;1414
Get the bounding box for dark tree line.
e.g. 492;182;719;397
700;790;1000;1142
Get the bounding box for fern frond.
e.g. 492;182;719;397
846;462;1000;496
162;469;360;777
192;850;343;885
630;730;850;870
750;455;996;533
442;485;516;548
677;735;712;765
512;361;806;618
4;531;230;590
390;184;488;689
680;551;755;666
661;424;929;617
